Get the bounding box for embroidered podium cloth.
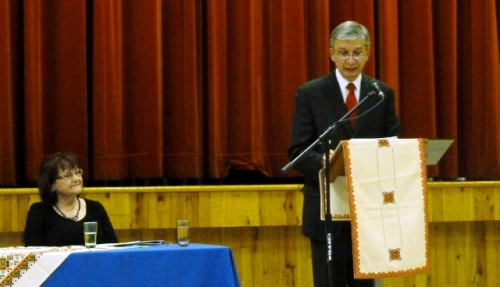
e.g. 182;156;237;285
320;138;429;278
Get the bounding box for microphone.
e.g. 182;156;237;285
370;80;385;97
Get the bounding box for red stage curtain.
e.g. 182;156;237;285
0;0;499;184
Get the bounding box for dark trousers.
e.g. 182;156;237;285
310;223;374;287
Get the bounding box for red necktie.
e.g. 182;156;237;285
346;83;357;128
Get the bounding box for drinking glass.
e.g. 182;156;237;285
83;222;98;248
177;220;190;247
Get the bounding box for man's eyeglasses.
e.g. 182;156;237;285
335;51;366;61
56;168;83;180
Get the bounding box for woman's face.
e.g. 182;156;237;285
51;167;83;197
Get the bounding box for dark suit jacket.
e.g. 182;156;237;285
288;71;401;240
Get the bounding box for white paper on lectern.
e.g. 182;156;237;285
319;174;350;220
425;139;453;165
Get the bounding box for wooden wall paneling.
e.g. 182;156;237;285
414;274;430;287
484;221;499;286
433;223;447;286
0;232;22;247
240;190;260;226
109;192;132;229
0;195;12;232
223;190;242;227
185;192;200;227
198;192;212;227
2;183;500;286
296;225;313;286
464;222;479;286
284;227;298;285
285;190;302;225
490;222;500;286
470;222;487;285
428;185;444;222
445;222;463;284
444;186;473;222
494;189;500;219
474;187;495;220
209;191;224;227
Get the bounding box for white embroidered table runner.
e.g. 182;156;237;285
0;247;73;287
320;138;429;278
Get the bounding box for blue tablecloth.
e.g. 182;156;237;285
41;244;240;287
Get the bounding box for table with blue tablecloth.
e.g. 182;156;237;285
1;243;240;287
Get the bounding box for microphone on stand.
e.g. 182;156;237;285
370;80;385;98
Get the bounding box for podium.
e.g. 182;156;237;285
319;138;452;279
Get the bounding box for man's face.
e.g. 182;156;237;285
330;38;370;82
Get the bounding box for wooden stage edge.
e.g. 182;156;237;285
2;181;500;286
2;180;500;194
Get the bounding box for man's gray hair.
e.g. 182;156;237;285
330;21;371;49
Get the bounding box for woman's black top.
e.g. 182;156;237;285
24;198;118;246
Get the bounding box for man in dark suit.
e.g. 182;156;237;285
287;21;402;287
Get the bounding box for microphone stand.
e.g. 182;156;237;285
281;91;377;287
281;90;377;174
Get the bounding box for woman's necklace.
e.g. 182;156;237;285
54;198;81;221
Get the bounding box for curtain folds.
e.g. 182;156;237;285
93;0;165;179
1;0;499;185
162;0;204;179
23;1;89;180
0;0;19;184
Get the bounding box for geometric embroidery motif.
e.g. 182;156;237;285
10;267;20;278
2;276;13;286
388;248;402;261
1;246;74;287
382;191;395;204
21;253;36;269
0;257;7;270
1;252;40;286
378;139;390;148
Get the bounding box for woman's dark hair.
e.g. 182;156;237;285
38;152;80;205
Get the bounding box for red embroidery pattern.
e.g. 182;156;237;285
2;276;12;286
388;248;402;261
378;139;390;148
0;257;7;270
0;253;37;286
382;191;395;204
1;247;72;286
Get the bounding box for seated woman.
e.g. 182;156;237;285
24;152;118;246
